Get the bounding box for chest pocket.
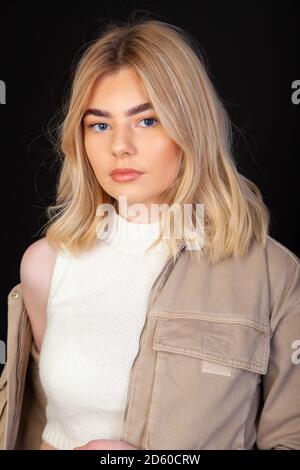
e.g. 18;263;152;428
144;311;271;450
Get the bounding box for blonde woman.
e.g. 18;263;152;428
1;17;299;451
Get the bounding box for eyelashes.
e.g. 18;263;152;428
88;117;159;133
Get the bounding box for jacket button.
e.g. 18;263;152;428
11;290;19;299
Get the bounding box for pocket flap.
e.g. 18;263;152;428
153;313;271;374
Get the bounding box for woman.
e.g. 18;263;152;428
1;18;299;450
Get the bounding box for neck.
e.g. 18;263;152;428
101;208;168;255
116;203;164;224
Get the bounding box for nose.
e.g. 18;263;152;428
110;126;136;158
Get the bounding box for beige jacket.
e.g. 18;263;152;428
0;235;300;450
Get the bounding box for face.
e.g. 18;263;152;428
82;66;181;223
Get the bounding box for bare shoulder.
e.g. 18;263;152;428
20;237;57;352
20;237;57;287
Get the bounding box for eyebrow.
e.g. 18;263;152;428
82;102;154;120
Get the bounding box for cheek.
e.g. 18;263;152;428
151;141;181;181
84;138;105;175
84;137;97;163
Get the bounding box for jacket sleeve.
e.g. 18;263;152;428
256;244;300;449
0;361;8;449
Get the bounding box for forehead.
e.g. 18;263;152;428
90;67;145;99
84;68;152;117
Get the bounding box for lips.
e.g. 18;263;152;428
110;169;144;183
110;168;143;175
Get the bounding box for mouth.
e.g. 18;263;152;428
110;167;144;175
110;170;144;183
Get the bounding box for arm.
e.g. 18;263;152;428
256;300;300;449
73;439;139;450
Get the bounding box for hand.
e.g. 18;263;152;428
40;440;57;450
73;439;139;450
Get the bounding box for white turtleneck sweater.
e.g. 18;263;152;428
39;210;170;450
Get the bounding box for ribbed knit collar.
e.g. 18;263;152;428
103;209;169;255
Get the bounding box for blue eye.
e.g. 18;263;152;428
140;117;158;127
88;117;159;133
89;122;108;132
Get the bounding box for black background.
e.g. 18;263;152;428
0;1;299;372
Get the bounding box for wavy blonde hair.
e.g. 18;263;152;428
42;16;270;265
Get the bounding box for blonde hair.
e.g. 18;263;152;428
42;16;270;265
